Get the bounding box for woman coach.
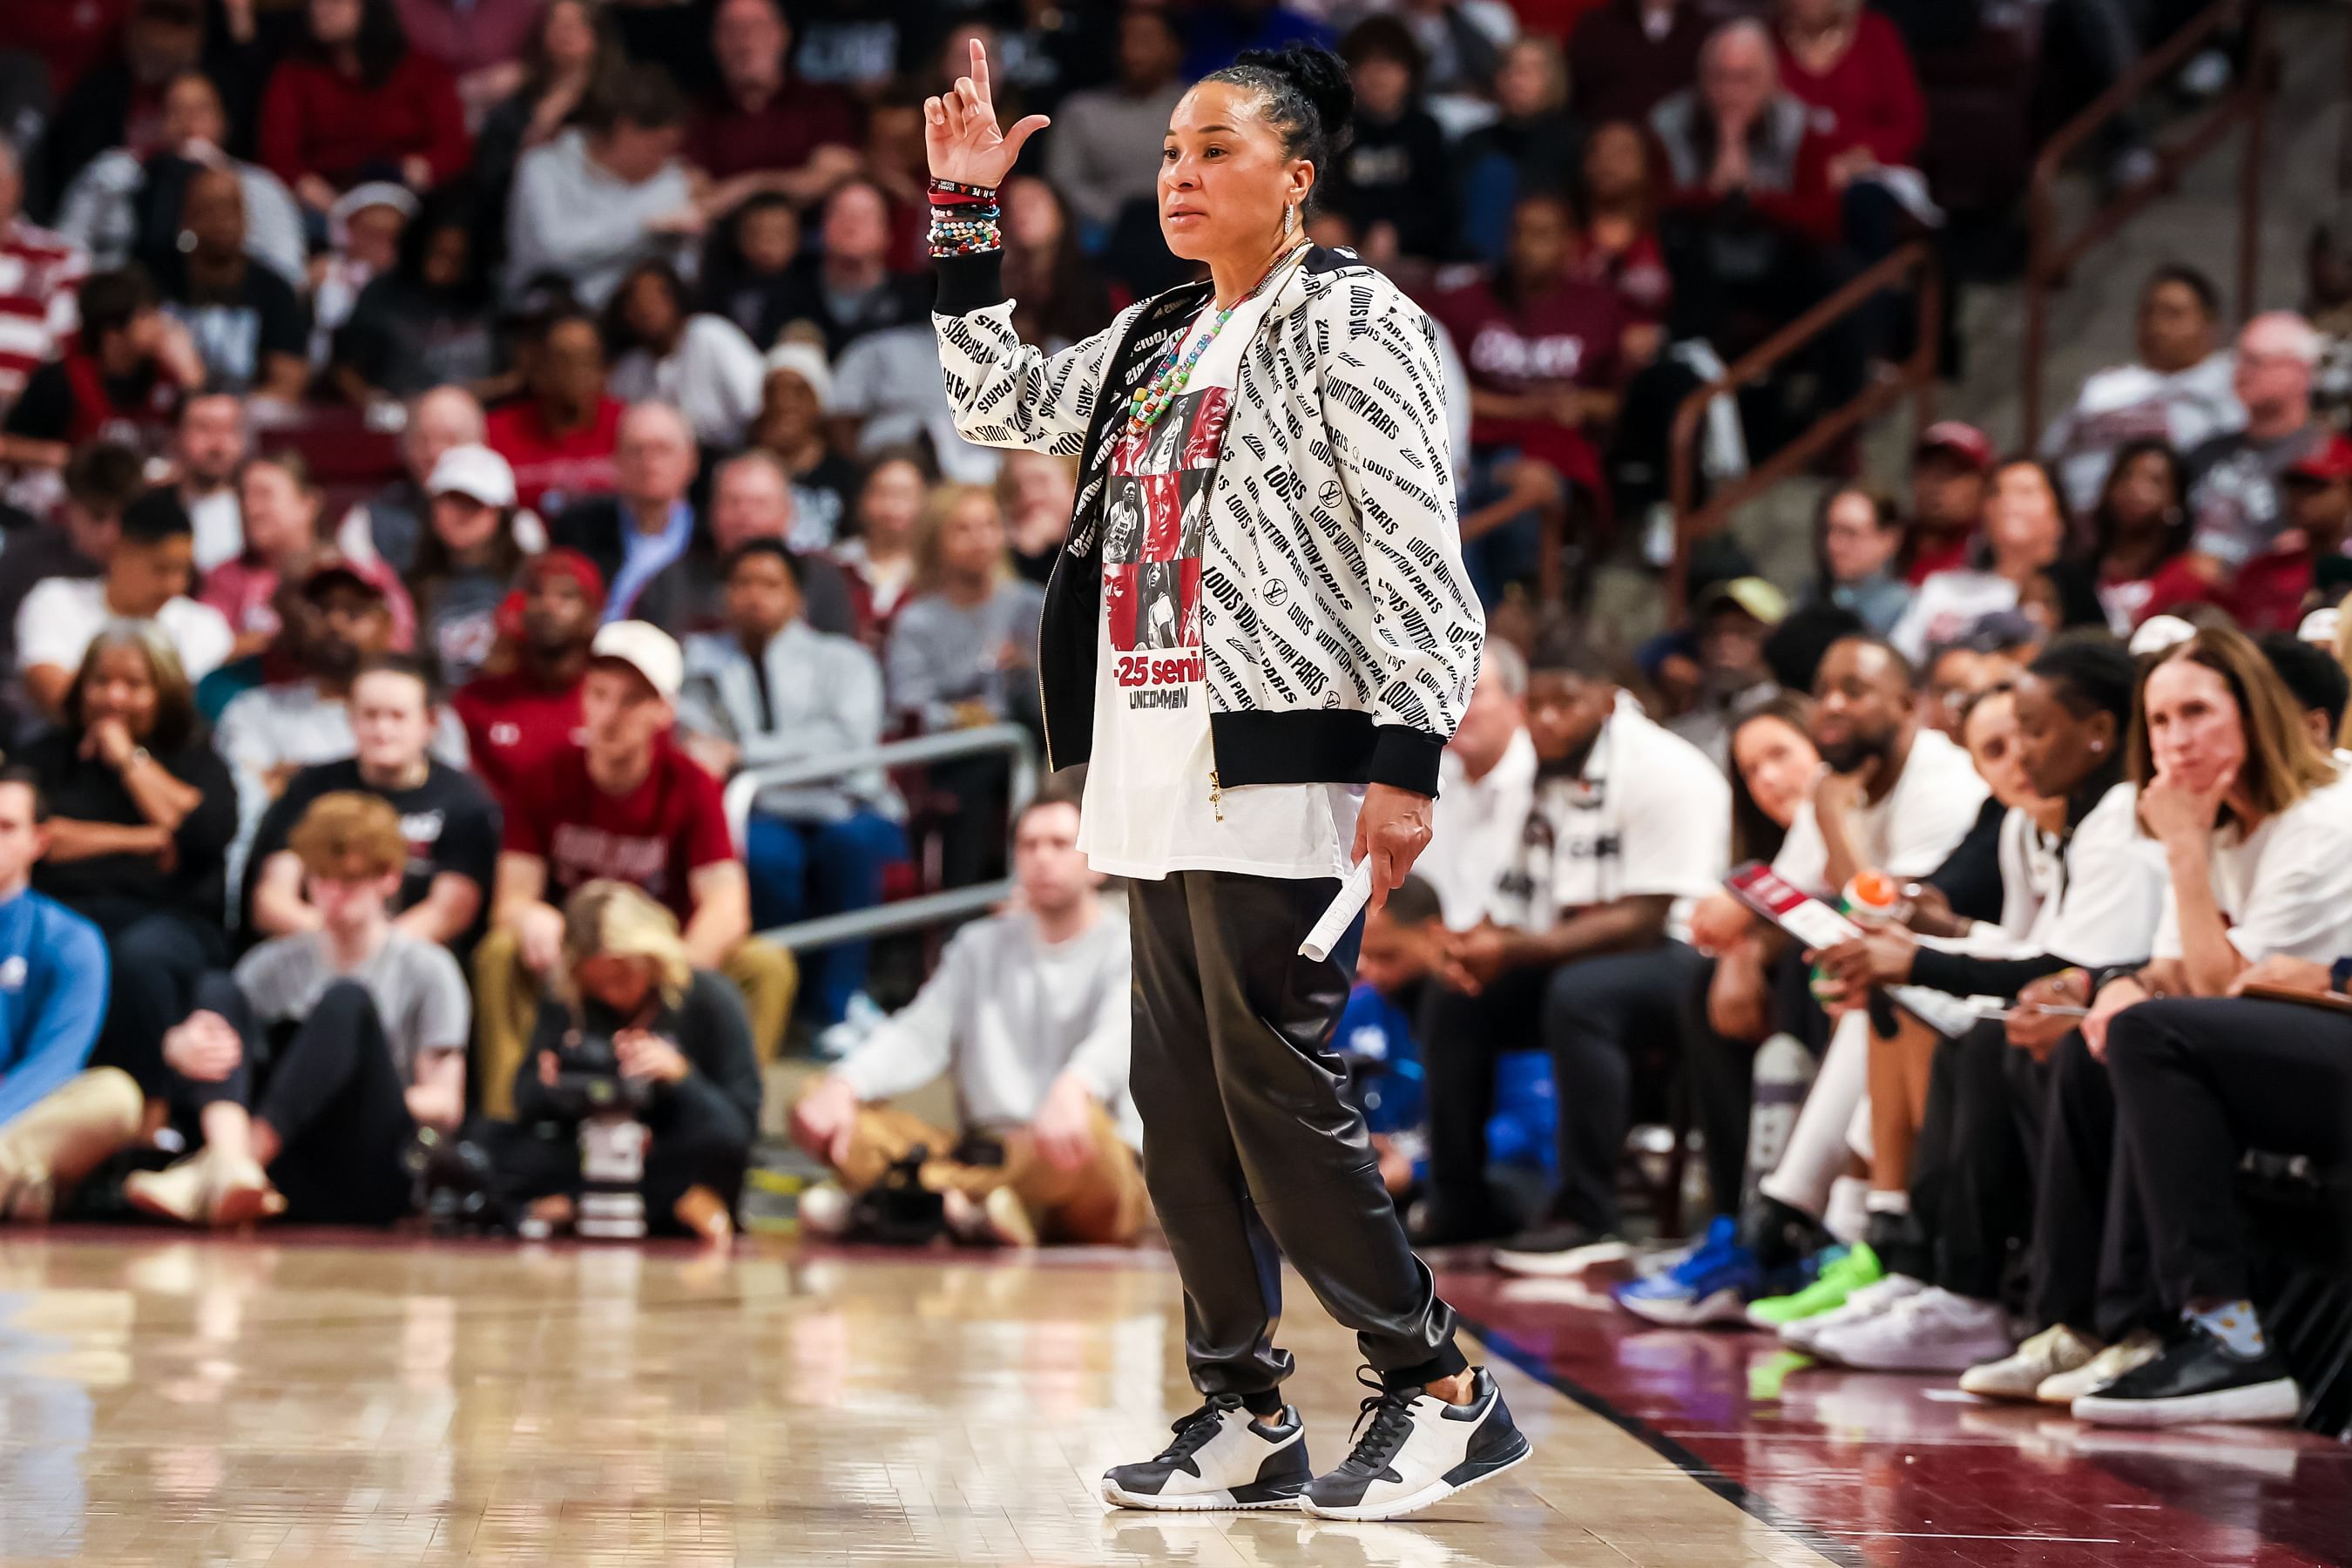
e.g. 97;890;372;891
921;40;1524;1523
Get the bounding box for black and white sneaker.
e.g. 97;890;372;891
1100;1396;1311;1511
1491;1220;1633;1279
1297;1368;1531;1522
2071;1325;2304;1428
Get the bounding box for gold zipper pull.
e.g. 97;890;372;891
1208;768;1224;822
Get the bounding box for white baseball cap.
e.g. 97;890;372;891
2300;605;2341;648
591;620;684;704
763;341;833;411
2128;613;2198;658
426;443;517;509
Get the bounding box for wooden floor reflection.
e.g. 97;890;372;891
0;1233;1831;1566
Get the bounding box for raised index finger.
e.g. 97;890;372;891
969;37;992;110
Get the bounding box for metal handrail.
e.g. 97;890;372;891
724;722;1040;952
1665;240;1942;618
2020;0;2277;440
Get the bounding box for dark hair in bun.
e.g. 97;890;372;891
1205;44;1355;212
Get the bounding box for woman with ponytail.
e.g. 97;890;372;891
909;39;1516;1522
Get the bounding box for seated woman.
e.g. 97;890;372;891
1891;460;2083;666
605;260;766;450
409;444;530;691
2014;627;2352;1409
885;483;1045;889
125;793;470;1227
2087;438;2193;635
2084;955;2350;1427
1795;643;2165;1375
22;625;238;1107
492;880;760;1244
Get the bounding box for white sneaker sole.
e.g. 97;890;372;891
1618;1287;1749;1328
1957;1364;2070;1402
1295;1444;1531;1523
1816;1331;2013;1373
2072;1378;2302;1428
1099;1480;1301;1512
1491;1240;1633;1278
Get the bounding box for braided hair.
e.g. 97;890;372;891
1203;44;1356;215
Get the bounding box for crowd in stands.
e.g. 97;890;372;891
0;0;2343;1440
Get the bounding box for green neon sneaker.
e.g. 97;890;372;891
1744;1243;1882;1330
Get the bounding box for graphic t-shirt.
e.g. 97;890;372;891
245;757;501;945
1484;702;1730;944
501;739;736;922
1076;263;1364;882
2186;424;2330;569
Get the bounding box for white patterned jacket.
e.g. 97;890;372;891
930;245;1484;797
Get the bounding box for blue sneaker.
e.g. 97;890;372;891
1613;1217;1769;1328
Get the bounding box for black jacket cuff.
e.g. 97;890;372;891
1369;724;1444;797
932;248;1007;315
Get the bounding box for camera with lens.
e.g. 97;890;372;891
545;1028;653;1120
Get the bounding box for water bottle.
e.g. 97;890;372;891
1808;869;1906;1004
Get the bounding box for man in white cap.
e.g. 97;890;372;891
414;443;522;688
479;619;796;1113
755;341;860;552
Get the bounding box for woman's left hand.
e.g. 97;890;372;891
1354;783;1434;915
616;1030;690;1085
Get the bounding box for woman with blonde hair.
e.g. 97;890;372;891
887;481;1044;732
495;881;761;1243
2015;625;2352;1413
884;482;1046;888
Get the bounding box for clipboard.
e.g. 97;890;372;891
2236;982;2352;1015
1723;862;1982;1039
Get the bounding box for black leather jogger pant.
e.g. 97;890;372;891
1129;868;1468;1397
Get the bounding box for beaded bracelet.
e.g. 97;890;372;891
929;219;1003;256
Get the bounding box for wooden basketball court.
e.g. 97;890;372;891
2;1232;2342;1565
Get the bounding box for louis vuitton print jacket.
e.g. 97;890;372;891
930;244;1484;799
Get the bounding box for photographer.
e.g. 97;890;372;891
126;793;470;1228
496;880;760;1242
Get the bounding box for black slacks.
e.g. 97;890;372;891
1128;870;1465;1397
1906;1022;2040;1301
2027;1031;2157;1339
95;909;226;1099
1423;941;1743;1236
172;976;417;1225
2105;997;2352;1309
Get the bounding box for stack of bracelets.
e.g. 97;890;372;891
929;177;1002;257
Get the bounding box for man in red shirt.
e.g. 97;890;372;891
451;549;601;807
484;310;624;516
0;266;203;473
476;618;794;1114
687;0;860;205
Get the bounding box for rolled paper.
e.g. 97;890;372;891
1300;857;1375;963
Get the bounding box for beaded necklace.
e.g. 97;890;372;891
1126;242;1310;436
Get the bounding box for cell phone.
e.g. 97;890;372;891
1984;1004;2090;1020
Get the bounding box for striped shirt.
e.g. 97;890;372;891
0;220;87;406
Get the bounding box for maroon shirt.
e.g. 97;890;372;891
1431;274;1625;486
1569;0;1710;129
686;81;859;181
501;737;735;923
